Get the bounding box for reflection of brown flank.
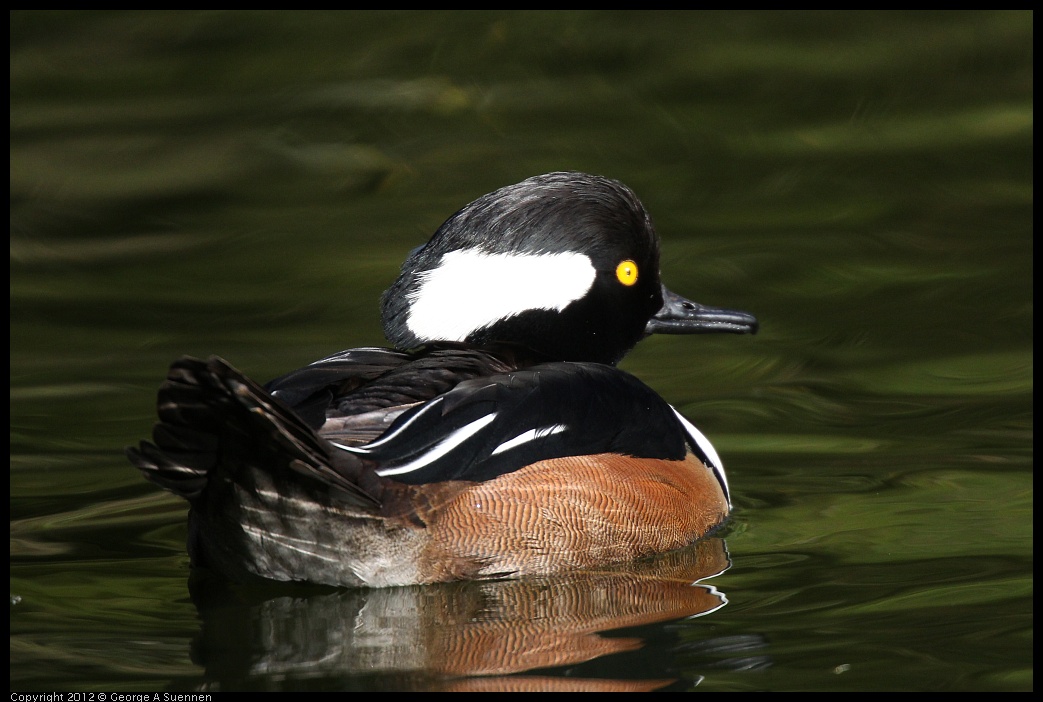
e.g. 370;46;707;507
439;676;676;692
423;538;730;680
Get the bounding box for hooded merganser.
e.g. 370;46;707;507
127;172;758;588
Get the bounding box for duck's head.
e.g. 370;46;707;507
381;172;758;365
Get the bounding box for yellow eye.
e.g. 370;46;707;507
615;260;639;286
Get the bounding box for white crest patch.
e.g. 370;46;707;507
405;250;596;342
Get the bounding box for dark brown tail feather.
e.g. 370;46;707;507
126;356;379;509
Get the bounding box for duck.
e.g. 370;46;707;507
126;171;758;588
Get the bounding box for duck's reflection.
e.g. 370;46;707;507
190;537;735;691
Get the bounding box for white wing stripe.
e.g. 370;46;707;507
374;412;498;477
357;396;445;450
490;423;568;456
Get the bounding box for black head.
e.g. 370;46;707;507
381;172;757;365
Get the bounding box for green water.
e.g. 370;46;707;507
10;10;1032;692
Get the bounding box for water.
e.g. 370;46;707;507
10;10;1032;692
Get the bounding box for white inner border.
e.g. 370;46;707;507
671;407;730;507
